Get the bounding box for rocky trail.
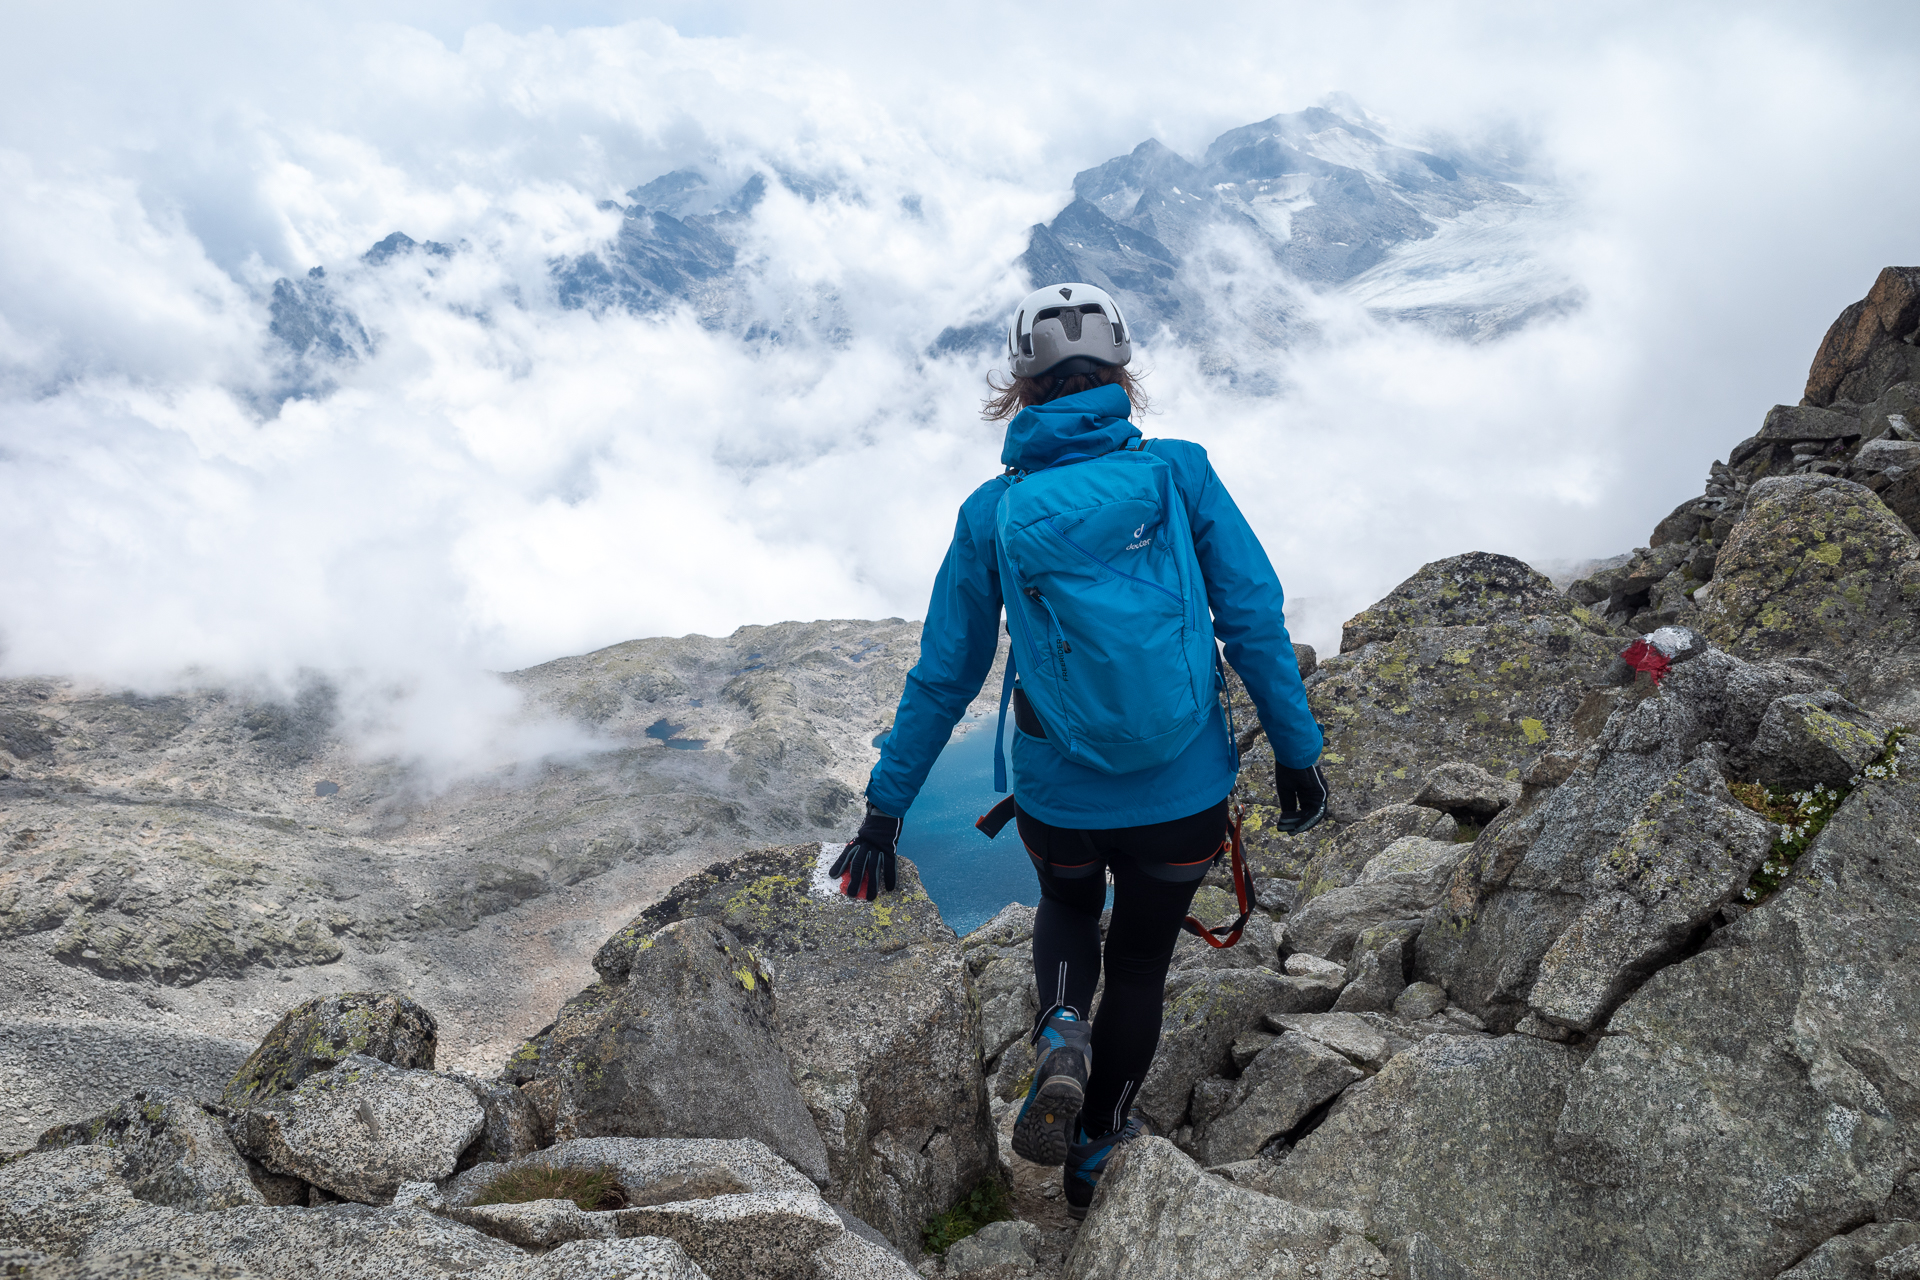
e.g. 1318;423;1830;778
4;269;1920;1278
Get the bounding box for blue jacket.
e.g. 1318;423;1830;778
866;383;1321;828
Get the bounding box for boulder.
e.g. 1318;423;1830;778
492;1238;714;1279
1135;969;1325;1132
1283;838;1460;963
1696;474;1920;721
444;1071;547;1169
0;1146;141;1257
1729;405;1864;466
1064;1136;1386;1279
1192;1034;1363;1166
443;1136;817;1208
1282;953;1347;981
1309;617;1621;821
1392;982;1448;1020
1263;1013;1397;1072
506;914;831;1187
1331;921;1416;1014
576;843;992;1255
943;1219;1040;1277
1339;553;1596;653
1410;763;1521;825
30;1093;262;1211
959;904;1038;1074
1747;691;1889;788
1854;437;1920;473
232;1055;484;1204
1294;804;1457;902
1525;759;1776;1033
222;992;437;1109
1804;266;1920;406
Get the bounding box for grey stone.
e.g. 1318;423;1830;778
31;1093;262;1211
1780;1222;1920;1280
0;1147;141;1257
1357;838;1465;893
608;1193;843;1280
233;1054;483;1204
444;1071;546;1169
1229;1030;1278;1071
1284;834;1457;963
1405;1232;1487;1280
1193;1034;1363;1166
1410;764;1521;824
559;845;993;1256
1262;1014;1394;1072
222;992;437;1110
1331;928;1411;1015
1392;982;1449;1020
1295;805;1458;902
961;906;1038;1071
1748;692;1889;788
943;1219;1037;1277
444;1136;818;1208
1282;953;1347;981
1064;1136;1386;1279
1877;1246;1920;1280
1136;970;1316;1131
1855;437;1920;473
506;915;832;1187
1339;553;1596;653
810;1227;921;1280
80;1202;523;1279
1526;758;1776;1032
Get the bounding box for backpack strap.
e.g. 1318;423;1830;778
992;651;1016;793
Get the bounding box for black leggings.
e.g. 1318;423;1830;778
1017;797;1229;1140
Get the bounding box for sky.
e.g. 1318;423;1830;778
2;0;1918;767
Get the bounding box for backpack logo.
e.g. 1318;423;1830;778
1126;523;1151;551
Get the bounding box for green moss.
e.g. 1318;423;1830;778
1733;727;1909;905
922;1176;1011;1255
474;1162;626;1212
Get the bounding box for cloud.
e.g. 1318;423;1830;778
1;2;1918;772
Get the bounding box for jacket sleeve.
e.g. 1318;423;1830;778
1160;442;1324;770
865;490;1005;816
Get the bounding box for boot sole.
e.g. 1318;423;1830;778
1012;1075;1084;1166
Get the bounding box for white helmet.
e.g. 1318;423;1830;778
1007;283;1132;379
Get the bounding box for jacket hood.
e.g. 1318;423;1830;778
1000;383;1140;472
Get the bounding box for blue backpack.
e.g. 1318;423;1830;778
989;439;1228;791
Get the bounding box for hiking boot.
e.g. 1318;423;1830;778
1064;1112;1153;1220
1012;1006;1090;1166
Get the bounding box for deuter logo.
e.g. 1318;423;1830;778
1126;523;1152;551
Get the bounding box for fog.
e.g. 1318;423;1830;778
3;1;1918;770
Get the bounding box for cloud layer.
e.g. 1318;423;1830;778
3;1;1919;768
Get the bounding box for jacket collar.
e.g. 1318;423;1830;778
1000;383;1139;472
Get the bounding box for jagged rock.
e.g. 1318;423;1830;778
1309;615;1622;821
1065;1136;1386;1279
1283;837;1461;963
1340;553;1593;653
31;1093;261;1211
1855;437;1920;473
575;844;992;1255
1524;758;1775;1032
1547;763;1920;1277
1748;691;1890;788
1730;405;1864;467
1420;647;1822;1031
1262;1013;1396;1072
1879;1247;1920;1280
1804;266;1920;407
4;1242;266;1277
1229;1029;1278;1070
506;914;830;1187
811;1229;920;1280
232;1054;483;1204
1331;921;1415;1014
1781;1222;1920;1280
222;992;437;1109
1392;982;1448;1020
444;1135;815;1207
1696;474;1920;720
1136;969;1326;1132
1192;1034;1363;1166
943;1219;1040;1277
1411;763;1521;824
1295;804;1457;902
444;1071;546;1169
960;904;1038;1074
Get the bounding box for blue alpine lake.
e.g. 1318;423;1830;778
899;711;1038;935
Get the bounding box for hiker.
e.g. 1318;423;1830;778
831;282;1326;1218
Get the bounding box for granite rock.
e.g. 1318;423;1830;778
222;992;437;1109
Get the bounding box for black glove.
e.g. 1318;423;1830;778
830;804;901;901
1273;764;1329;835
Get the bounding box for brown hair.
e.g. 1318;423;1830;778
981;363;1151;422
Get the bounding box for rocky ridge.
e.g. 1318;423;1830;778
5;270;1920;1279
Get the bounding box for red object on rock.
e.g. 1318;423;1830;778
1621;638;1673;685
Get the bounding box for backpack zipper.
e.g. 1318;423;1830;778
1044;519;1184;609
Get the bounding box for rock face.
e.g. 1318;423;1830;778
223;991;437;1108
232;1054;485;1204
1339;552;1595;653
534;843;994;1256
502;914;829;1186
